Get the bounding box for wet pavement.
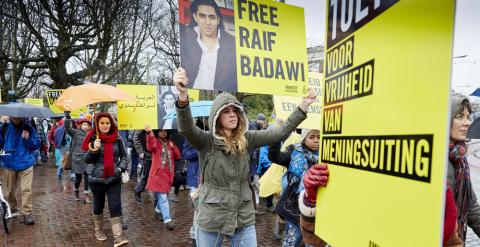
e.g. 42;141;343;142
0;162;281;247
3;142;480;246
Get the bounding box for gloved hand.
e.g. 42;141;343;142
303;164;329;205
64;111;71;119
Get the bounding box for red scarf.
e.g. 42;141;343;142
82;130;119;177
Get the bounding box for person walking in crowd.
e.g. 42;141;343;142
36;118;49;164
446;96;480;242
145;127;181;230
183;138;200;246
133;129;153;203
47;118;57;156
170;129;187;202
268;129;320;247
82;113;129;247
119;130;139;182
53;118;71;180
65;111;93;203
0;116;40;224
173;67;316;247
258;144;275;213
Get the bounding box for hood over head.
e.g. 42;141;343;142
208;92;249;140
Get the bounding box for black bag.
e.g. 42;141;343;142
275;172;301;226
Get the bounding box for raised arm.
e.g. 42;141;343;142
174;67;210;151
247;90;316;149
64;112;78;137
146;132;158;153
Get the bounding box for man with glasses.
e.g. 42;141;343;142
180;0;237;92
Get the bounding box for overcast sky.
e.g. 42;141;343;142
287;0;480;99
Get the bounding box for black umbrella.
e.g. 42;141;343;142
0;103;56;118
468;116;480;139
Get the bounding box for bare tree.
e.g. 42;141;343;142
0;0;153;94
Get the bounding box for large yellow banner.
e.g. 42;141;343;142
46;90;87;118
273;72;322;129
315;1;455;246
179;0;307;96
117;85;158;130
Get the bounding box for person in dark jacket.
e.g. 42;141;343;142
447;96;480;242
65;112;92;203
268;129;320;247
180;0;237;92
133;129;153;203
82;113;129;247
0;117;40;225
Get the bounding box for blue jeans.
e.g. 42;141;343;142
131;152;139;177
55;148;64;177
154;192;171;222
196;225;257;247
282;219;312;247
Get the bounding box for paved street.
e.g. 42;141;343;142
0;162;280;247
3;142;480;246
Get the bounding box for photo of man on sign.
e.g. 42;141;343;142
179;0;237;92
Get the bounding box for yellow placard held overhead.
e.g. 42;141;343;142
46;90;87;118
273;72;322;129
24;98;44;107
315;1;455;246
179;0;307;96
117;85;158;130
235;0;308;96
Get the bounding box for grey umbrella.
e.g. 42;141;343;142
0;103;56;118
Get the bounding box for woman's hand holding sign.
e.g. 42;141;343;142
174;68;189;102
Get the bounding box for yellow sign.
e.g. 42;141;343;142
179;0;307;96
235;0;308;96
273;73;322;129
46;90;87;118
189;89;200;102
315;1;454;246
24;98;44;107
117;85;158;130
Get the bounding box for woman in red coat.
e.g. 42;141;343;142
145;126;181;230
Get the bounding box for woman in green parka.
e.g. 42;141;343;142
173;68;317;247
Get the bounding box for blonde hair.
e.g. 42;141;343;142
216;109;248;154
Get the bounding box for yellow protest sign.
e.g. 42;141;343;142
179;0;307;96
117;85;158;130
46;90;87;118
273;73;322;129
24;98;44;107
189;89;200;102
315;1;455;246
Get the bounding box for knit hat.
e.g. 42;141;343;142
300;129;314;143
76;118;92;128
256;113;266;121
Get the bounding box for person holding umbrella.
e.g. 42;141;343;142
82;113;129;246
0;117;40;225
